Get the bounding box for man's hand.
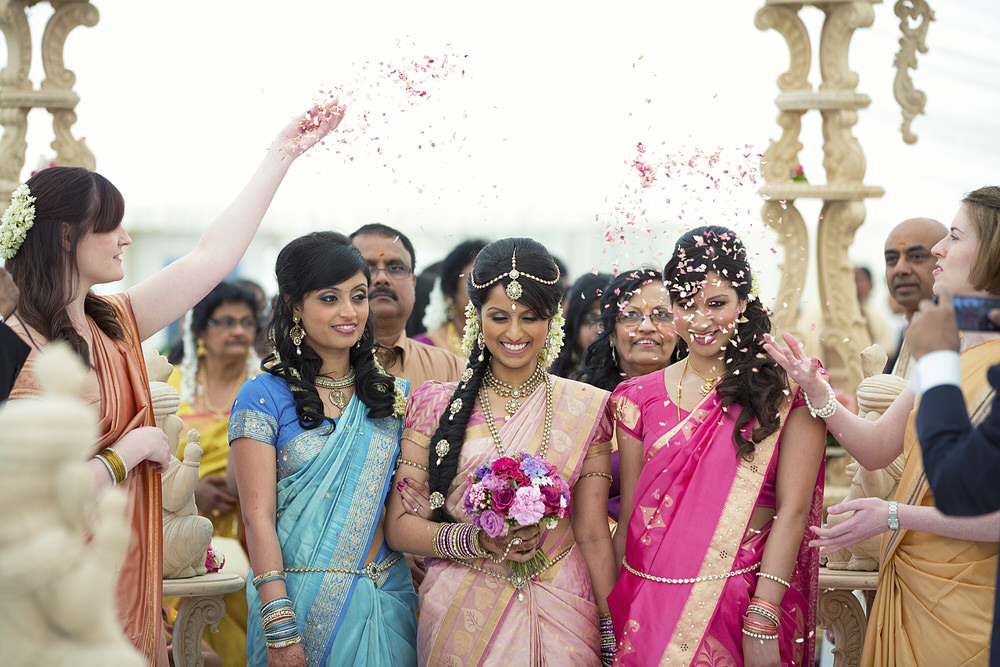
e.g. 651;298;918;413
0;268;18;320
906;286;960;360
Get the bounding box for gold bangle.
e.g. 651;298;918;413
396;457;428;472
95;449;127;484
252;570;286;587
579;471;613;483
266;636;302;649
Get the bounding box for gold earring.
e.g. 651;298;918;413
196;338;207;357
477;333;486;363
290;314;306;355
737;310;749;324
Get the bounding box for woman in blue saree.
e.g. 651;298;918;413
230;232;417;667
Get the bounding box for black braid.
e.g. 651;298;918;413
427;341;490;522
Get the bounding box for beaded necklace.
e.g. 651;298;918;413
478;373;554;459
483;364;546;417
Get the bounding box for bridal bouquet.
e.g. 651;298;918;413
462;453;571;575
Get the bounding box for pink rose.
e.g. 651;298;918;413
509;486;546;526
479;510;507;538
491;485;516;513
539;485;563;513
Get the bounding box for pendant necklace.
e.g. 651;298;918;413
478;373;553;459
314;369;356;410
483;364;546;418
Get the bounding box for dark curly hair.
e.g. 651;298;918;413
550;272;611;378
427;237;564;521
265;231;397;430
663;225;787;459
578;268;686;391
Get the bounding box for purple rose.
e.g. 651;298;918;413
479;510;507;538
539;485;563;512
491;486;516;513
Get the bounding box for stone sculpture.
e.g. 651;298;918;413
0;344;144;666
145;349;213;579
824;344;908;570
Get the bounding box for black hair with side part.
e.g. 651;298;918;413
266;231;396;430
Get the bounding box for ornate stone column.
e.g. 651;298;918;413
756;0;886;395
0;0;98;199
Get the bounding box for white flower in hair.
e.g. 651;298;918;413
0;185;36;260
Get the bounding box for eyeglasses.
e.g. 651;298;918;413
617;309;672;328
582;313;603;327
366;262;412;280
207;317;257;330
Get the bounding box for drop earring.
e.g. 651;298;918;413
737;310;749;325
477;333;486;362
290;314;305;355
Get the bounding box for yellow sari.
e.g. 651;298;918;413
863;339;1000;667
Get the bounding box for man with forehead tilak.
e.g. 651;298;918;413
883;217;947;377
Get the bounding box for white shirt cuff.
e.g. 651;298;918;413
915;350;962;394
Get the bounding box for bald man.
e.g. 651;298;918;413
883;216;947;376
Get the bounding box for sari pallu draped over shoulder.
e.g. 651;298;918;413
10;293;163;665
244;378;416;667
404;377;612;666
608;376;820;667
863;339;1000;667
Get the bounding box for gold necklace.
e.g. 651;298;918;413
478;374;554;459
314;369;356;410
196;364;247;416
483;364;546;417
687;360;721;396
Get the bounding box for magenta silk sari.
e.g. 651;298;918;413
608;370;821;666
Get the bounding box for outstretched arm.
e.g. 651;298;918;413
129;103;343;341
763;332;913;469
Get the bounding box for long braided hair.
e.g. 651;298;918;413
663;226;788;460
427;238;564;522
265;231;396;431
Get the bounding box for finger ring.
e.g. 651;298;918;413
511;537;523;546
211;509;221;518
412;506;418;514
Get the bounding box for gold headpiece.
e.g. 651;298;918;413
469;248;561;302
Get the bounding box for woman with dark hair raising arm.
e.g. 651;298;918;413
384;238;619;665
2;103;341;665
610;226;825;666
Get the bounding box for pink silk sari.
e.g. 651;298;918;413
403;377;613;666
608;370;821;666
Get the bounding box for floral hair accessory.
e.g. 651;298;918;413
372;350;408;417
537;306;565;370
461;301;479;356
0;184;36;260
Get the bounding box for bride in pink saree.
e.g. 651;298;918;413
609;226;826;666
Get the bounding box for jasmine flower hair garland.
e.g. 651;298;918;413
0;184;36;260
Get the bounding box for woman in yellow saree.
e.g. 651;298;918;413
766;186;1000;666
385;238;619;666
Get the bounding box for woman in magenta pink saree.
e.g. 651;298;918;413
609;226;826;666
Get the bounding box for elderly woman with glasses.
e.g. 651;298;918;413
577;268;686;522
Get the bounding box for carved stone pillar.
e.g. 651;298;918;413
756;0;885;395
0;0;98;199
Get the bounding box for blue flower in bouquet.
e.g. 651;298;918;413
519;453;550;480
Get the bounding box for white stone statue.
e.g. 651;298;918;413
145;349;213;579
0;344;144;666
825;345;908;570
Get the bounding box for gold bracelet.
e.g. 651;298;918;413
266;636;302;649
396;457;428;472
95;449;127;484
252;570;286;587
578;471;613;483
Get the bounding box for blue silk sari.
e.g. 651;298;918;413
230;373;418;666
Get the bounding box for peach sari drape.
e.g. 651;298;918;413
403;377;612;666
862;339;1000;667
11;294;163;664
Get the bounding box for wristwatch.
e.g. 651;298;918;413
887;500;899;530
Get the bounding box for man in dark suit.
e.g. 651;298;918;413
909;286;1000;667
0;267;29;401
910;287;1000;514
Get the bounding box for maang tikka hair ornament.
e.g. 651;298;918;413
469;247;561;311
